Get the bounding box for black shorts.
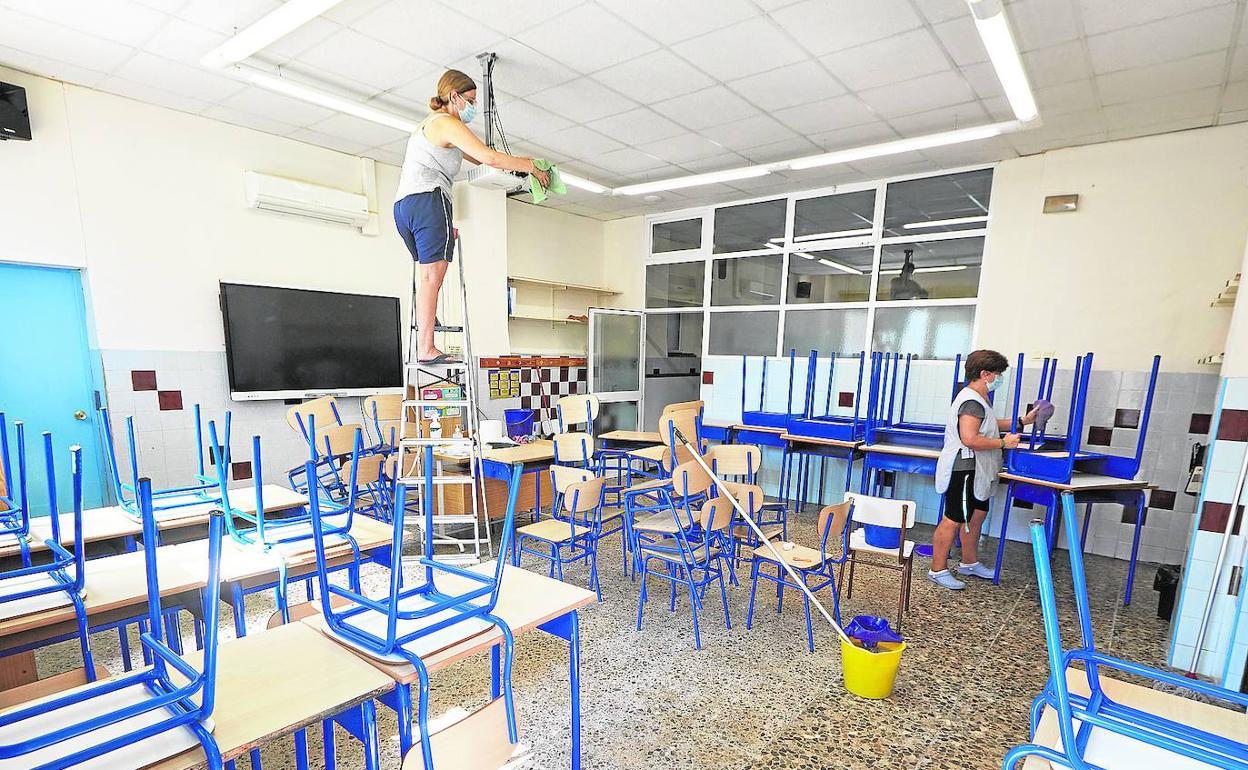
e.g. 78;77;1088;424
944;468;990;524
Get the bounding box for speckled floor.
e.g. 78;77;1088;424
33;511;1178;770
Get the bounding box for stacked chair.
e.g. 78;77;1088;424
100;404;221;519
513;468;608;600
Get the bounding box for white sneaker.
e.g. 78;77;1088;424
958;562;995;580
927;569;965;590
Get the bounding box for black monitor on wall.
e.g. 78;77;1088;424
0;82;32;141
220;282;403;401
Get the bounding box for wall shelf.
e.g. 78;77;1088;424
508;313;587;325
508;275;619;295
1198;353;1224;366
1212;273;1239;307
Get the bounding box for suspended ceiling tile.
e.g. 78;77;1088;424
1033;79;1100;117
143;17;227;66
219;85;337;126
5;0;170;48
175;0;280;35
306;111;408;147
261;16;341;62
1101;86;1221;129
728;60;846;112
857;71;977;119
670;17;806;82
587;108;686;146
1021;40;1094;88
594;147;669;175
1079;0;1233;37
886;101;992;135
526;77;638;124
114;51;247;102
287;126;373;155
772;93;877;134
636;131;729;164
806;120;900;151
541;124;627;157
201;103;300;136
1096;50;1227;105
597;0;758;46
699;113;796;151
931;14;989;67
295;27;436;92
820;28;952;93
652;85;759;130
97;74;213;114
0;45;110;87
1008;0;1080;52
1086;5;1237;75
771;0;923;57
0;8;136;72
514;4;660;74
445;39;579;99
591;49;714;103
447;0;586;37
351;1;507;68
492;98;575;140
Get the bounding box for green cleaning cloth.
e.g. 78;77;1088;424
528;158;566;204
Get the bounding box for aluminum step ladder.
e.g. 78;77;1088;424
396;234;493;566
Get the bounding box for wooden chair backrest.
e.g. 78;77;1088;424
730;483;767;516
699;497;734;533
364;394;403;422
670;457;712;498
562;476;606;515
659;400;703;423
706;444;761;478
550;464;594;496
556;394;600;429
552;432;593;464
818;501;853;558
341;453;385;487
402;698;518;770
844;492;915;528
658;410;700;452
322;424;365;457
286;395;340;434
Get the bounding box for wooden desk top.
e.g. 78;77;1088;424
780;433;862;449
480;440;555;466
998;472;1149;492
0;547;203;640
305;563;596;685
861;443;941;460
151;623;395;770
1022;668;1248;769
598;430;662;443
733;424;787;435
701;419;734;430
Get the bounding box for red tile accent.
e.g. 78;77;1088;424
1150;489;1176;510
1190;413;1212;434
1199;501;1244;534
131;370;157;391
157;390;183;411
1114;408;1140;429
838;392;854;408
1216;409;1248;442
230;461;252;481
1086;426;1113;446
702;371;714;385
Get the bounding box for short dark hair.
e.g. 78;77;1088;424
965;349;1008;383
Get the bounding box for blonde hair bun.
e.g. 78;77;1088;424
431;69;476;112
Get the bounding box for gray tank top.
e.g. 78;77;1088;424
395;113;462;202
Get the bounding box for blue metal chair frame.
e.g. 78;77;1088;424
747;499;851;653
0;474;225;770
1004;493;1248;769
740;350;800;429
786;351;868;442
863;352;964;448
635;494;733;650
0;414;34;565
513;474;608;601
309;445;525;768
101;405;221;516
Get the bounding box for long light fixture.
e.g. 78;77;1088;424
561;173;609;194
902;215;990;229
615;166;770;196
796;228;873;240
201;0;348;69
967;0;1038;122
240;68;416;132
789;122;1016;171
880;265;969;274
817;258;863;275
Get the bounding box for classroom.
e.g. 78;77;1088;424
0;1;1246;768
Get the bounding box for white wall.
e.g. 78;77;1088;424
976;122;1248;373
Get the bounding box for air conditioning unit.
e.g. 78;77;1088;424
243;171;370;228
465;164;526;192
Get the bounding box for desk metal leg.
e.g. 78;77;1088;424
332;700;381;770
490;643;502;699
1123;490;1145;606
993;481;1017;585
378;682;414;755
538;609;582;770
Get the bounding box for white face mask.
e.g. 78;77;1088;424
986;374;1002;392
455;94;476;124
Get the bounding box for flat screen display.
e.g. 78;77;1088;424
220;282;402;400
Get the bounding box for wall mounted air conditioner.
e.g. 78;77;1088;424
243;171;370;228
465;164;526;192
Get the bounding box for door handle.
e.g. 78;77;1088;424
73;410;87;421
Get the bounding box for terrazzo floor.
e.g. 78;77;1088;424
33;513;1187;770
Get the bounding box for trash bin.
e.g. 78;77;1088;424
1154;565;1179;621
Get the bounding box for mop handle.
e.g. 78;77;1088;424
670;427;853;646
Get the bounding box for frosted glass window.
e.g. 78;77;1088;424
713;199;786;253
598;400;639;432
883;169;993;236
711;255;783;306
793;190;876;240
708;311;778;356
876;238;984;300
871;306;974;359
651;219;701;253
592;313;641;392
783;308;869;357
646;312;703;375
646;262;704;308
786;247;874;303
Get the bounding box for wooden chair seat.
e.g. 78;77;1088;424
849;528;915;559
625;445;666;462
403;698;527;770
638;537;720;565
622;477;668;495
632;513;681;534
600;509;624;524
751;542;826;570
516;518;592;544
733;523;784;543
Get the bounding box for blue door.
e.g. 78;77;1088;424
0;263;109;514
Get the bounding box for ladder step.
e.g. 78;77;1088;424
406;361;469;370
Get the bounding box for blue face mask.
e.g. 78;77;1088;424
986;374;1002;392
458;99;476;124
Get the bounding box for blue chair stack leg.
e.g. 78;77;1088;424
0;415;33;567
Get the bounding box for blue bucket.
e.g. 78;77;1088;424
862;523;902;550
504;408;535;439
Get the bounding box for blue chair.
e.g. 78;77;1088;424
0;414;34;565
747;500;851;653
707;444;788;542
1003;492;1248;769
513;471;608;600
636;494;734;650
624;456;714;577
363;394;403;455
0;472;226;769
100;404;220;518
307;445;525;768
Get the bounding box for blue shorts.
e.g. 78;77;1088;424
394;190;454;264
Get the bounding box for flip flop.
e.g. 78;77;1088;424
417;353;462;365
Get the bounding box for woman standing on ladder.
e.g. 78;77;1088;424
929;349;1039;590
395;68;550;364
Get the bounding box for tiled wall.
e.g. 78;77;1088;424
1169;376;1248;687
700;355;1219;566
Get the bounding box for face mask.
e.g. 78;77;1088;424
457;98;476;124
986;375;1002;392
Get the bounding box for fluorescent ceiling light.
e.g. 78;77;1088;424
240;69;416;132
817;258;863;275
902;215;990;230
881;265;969;275
201;0;347;69
796;228;873;240
967;0;1038;123
615;166;770;196
794;252;814;260
561;173;608;194
789;121;1017;171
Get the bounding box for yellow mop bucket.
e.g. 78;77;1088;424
840;639;906;699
